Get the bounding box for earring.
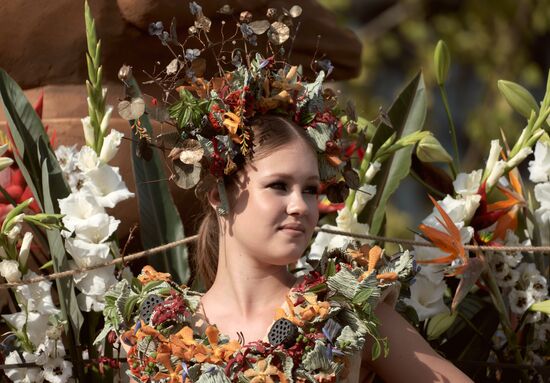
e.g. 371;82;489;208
216;206;228;216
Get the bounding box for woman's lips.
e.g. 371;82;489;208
279;223;305;236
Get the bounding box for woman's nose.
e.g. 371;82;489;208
287;190;308;216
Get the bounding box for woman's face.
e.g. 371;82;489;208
224;138;320;266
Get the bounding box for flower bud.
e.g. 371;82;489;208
0;157;13;171
416;134;453;163
18;232;33;267
0;260;21;283
485;140;502;177
81;116;95;147
506;147;532;169
486;160;507;189
0;143;9;157
99;130;123;163
497;80;539;119
434;40;450;86
100;105;113;134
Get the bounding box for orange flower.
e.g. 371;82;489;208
296;293;330;321
244;359;284;383
138;265;172;285
204;325;241;364
222;110;244;144
153;344;184;383
417;195;467;267
352;245;383;281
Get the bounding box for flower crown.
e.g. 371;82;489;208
121;3;357;213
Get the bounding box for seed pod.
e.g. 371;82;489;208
434;40;450;86
268;318;298;347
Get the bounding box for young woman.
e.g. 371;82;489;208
190;115;473;383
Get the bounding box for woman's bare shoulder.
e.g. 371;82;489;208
361;302;473;383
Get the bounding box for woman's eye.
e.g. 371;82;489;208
268;182;287;191
303;186;319;195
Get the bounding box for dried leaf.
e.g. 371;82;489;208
173;161;202;189
166;58;179;75
179;139;204;164
217;5;233;15
118;97;145;120
249;20;270;35
289;5;302;18
343;169;360;190
268;22;290;45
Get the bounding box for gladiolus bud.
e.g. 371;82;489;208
416;134;453;163
0;157;13;171
81;116;95;147
434;40;451;86
497;80;539;119
506;147;532;169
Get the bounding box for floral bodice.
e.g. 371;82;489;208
100;245;416;383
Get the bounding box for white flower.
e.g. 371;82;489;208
65;239;112;268
498;268;519;288
528;274;548;299
506;147;532;169
34;339;66;366
18;231;33;267
43;357;73;383
55;145;79;174
77;292;108;312
0;259;21;282
508;288;535;314
453;169;482;197
535;322;550;343
99;129;123;163
100;105;113;134
404;265;449;321
83;165;134;208
422;195;480;229
70;212;119;244
485;140;502;176
528;141;550;183
58;189;104;236
364;161;381;182
16;272;59;315
73;266;117;303
81;116;95;147
516;262;540;288
76;145;100;173
534;182;550;224
499;230;524;267
66;172;86;193
535;209;550;245
2;311;50;346
4;351;44;383
351;184;376;215
490;253;510;279
486;160;508;190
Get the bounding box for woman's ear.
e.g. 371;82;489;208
206;185;221;211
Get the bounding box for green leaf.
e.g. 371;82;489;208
359;72;427;235
0;69;63;211
39;259;54;270
426;311;457;340
529;299;550;315
125;75;190;284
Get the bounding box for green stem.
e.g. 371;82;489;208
410;169;446;199
345;149;373;211
439;85;460;172
482;270;529;382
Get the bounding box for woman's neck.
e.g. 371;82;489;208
199;241;296;341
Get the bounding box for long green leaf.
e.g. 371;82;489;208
360;72;427;235
124;75;190;284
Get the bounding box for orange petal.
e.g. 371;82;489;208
205;325;220;346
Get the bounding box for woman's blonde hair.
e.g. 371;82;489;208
195;115;315;288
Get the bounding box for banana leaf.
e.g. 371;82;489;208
123;75;190;284
359;72;427;235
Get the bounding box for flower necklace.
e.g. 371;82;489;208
99;244;417;383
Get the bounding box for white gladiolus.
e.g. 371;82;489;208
67;213;120;244
404;265;450;321
453;169;482;196
99;129;123;163
364;161;381;182
528;141;550;183
17;271;59;315
4;351;44;383
81;116;95;147
99;105;113;134
351;184;376;214
65;239;112;268
485;139;502;176
77;145;100;173
534;182;550;224
43;357;73;383
3;311;50;346
506;147;532;169
83;165;134;208
54;145;79;174
58;190;105;237
0;259;21;282
486;160;508;190
18;231;33;267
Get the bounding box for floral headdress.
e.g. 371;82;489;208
118;2;357;214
